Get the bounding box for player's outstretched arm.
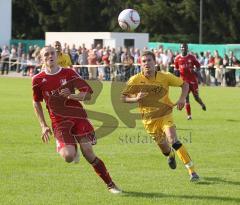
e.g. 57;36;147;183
121;91;148;103
33;101;52;143
175;82;189;110
68;92;92;101
59;88;91;101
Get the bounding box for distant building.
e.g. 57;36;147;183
45;32;149;49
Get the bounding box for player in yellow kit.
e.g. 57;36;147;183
54;41;72;68
121;51;199;182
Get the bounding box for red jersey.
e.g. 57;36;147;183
32;68;93;124
174;54;200;83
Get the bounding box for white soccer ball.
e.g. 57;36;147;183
118;9;140;31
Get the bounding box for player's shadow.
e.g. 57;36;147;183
226;119;240;122
202;177;240;186
122;191;240;203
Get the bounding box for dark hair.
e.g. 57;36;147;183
141;50;156;61
180;43;188;48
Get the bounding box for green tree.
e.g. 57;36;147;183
12;0;240;43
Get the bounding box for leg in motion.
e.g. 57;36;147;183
155;136;176;169
165;127;200;182
79;136;122;193
185;94;192;120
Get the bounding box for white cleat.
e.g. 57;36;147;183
108;184;122;194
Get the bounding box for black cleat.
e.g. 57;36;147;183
167;150;177;169
190;172;200;182
202;104;206;111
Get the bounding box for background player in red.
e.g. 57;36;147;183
32;46;121;194
174;43;206;120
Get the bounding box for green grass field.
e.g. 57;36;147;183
0;76;240;205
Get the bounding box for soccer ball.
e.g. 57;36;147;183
118;9;140;31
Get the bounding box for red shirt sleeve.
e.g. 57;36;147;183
192;55;201;68
32;78;43;102
68;69;93;93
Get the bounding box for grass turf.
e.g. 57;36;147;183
0;76;239;205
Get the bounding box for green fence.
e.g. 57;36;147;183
148;42;240;58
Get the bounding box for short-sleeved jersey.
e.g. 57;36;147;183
174;54;200;83
57;53;72;67
122;71;183;125
32;68;93;124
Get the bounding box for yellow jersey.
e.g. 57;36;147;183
122;71;183;125
57;53;72;67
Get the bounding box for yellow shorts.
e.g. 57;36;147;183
143;114;175;144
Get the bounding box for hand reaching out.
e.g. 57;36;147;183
59;88;71;98
136;91;148;102
41;125;52;143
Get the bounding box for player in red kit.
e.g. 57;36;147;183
32;46;121;194
174;43;206;120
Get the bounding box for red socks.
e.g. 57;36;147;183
185;103;191;116
91;157;113;186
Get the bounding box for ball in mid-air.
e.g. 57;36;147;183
118;9;140;31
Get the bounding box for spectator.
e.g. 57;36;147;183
9;45;18;71
198;51;206;85
116;47;124;81
231;56;240;85
213;50;223;86
109;48;117;81
77;47;89;79
102;50;110;81
87;49;98;80
121;48;134;81
16;42;24;72
226;51;237;86
0;45;10;75
70;44;78;65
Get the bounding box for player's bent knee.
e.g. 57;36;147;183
59;148;76;163
64;155;75;163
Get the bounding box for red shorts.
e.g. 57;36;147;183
52;118;96;152
188;81;199;95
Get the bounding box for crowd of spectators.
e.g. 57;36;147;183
0;42;239;86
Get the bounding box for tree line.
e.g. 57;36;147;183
12;0;240;43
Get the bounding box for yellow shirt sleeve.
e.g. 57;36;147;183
165;72;183;87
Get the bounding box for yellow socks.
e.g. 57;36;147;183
173;142;195;174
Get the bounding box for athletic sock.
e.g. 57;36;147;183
172;141;195;174
185;103;191;116
91;157;113;186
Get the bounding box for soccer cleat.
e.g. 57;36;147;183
108;183;122;194
187;116;192;120
167;149;177;169
202;104;206;111
73;151;80;164
190;172;200;182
